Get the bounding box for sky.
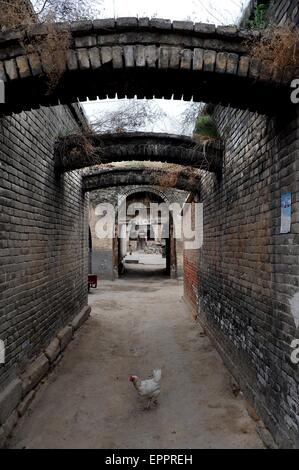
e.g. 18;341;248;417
83;0;251;135
100;0;248;24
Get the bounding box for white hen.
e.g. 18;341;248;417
129;369;162;409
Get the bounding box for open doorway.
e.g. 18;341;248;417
89;185;186;281
113;191;177;278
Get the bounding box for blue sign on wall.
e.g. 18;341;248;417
280;192;292;234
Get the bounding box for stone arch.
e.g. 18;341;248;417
118;185;171;208
113;187;180;279
0;19;293;115
83;167;202;195
55;132;223;173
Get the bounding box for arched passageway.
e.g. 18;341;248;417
114;190;178;279
89;183;188;281
1;3;299;450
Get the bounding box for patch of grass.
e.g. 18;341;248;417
248;3;270;30
193;115;220;143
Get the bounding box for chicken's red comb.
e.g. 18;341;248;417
129;375;137;382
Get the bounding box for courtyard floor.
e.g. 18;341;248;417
9;276;263;449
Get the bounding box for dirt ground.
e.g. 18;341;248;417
9;268;264;449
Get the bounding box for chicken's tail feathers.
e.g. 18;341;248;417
153;369;162;383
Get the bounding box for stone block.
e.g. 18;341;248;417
93;19;115;30
215;52;227;73
256;422;278;449
135;45;145;67
203;50;216;72
180;49;192;70
150;19;172;30
3;410;18;437
246;402;260;422
194;23;216;35
89;47;102;69
17;391;36;417
44;338;60;364
71;306;91;332
173;21;194;31
0;62;6;81
159;47;170;69
0;378;22;425
112;46;123;69
75;35;97;48
67;49;78;70
116;18;138;29
71;21;93;32
28;53;43;76
4;59;18;80
193;48;204;71
249;58;261;78
22;354;49;396
138;18;150;28
77;49;90;70
0;29;23;44
16;56;31;79
0;427;6;449
101;47;113;65
226;53;239;74
169;47;181;69
57;326;73;351
124;45;135;68
216;25;238;37
238;56;249;77
27;23;49;36
145;46;157;68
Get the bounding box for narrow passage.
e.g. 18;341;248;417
10;278;263;449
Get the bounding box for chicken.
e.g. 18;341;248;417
129;369;162;409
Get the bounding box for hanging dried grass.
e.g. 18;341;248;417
249;24;299;72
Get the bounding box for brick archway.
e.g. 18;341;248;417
83;166;202;194
55;132;223;173
0;18;294;115
118;186;171;208
111;188;179;279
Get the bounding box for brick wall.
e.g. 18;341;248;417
183;1;299;447
184;104;299;447
183;248;200;312
0;105;89;390
239;0;299;27
268;0;299;24
183;200;200;311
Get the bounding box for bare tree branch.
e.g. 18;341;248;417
90;100;168;134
